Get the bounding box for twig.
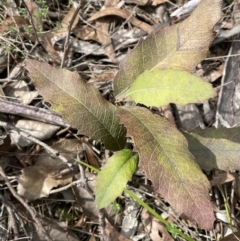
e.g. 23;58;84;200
0;194;19;239
0;99;67;127
22;0;40;43
77;153;94;195
60;3;82;68
0;120;71;166
0;76;30;82
0;166;53;241
49;179;83;194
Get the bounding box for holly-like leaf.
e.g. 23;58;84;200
120;69;215;106
25;59;126;151
114;0;222;97
95;149;138;208
118;106;215;230
183;127;240;171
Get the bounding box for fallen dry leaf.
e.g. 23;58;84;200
219;231;240;241
95;19;116;62
88;8;153;34
141;209;174;241
4;80;38;104
61;6;79;29
10;119;59;147
72;173;99;222
17;155;74;200
73;25;98;41
0;16;29;33
210;172;236;186
24;0;42;30
183;127;240;171
94;0;119;62
104;219;133;241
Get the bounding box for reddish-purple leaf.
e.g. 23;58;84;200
26;59;126;151
118;106;215;230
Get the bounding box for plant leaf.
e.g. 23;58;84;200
183;127;240;171
95;149;138;208
114;0;222;97
25;59;126;151
120;69;215;106
118;106;215;230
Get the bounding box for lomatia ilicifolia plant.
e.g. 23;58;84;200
24;0;238;239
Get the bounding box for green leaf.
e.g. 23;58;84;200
119;69;215;106
118;106;215;230
114;0;222;97
183;127;240;171
25;59;126;151
95;149;138;208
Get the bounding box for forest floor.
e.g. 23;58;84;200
0;0;239;241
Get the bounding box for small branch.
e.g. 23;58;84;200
0;99;67;127
0;194;19;239
60;3;82;68
0;120;71;166
22;0;40;43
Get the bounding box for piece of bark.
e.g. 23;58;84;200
215;33;240;128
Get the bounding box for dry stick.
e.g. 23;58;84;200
22;0;39;44
60;3;82;68
0;99;67;127
0;120;71;166
0;76;30;82
0;167;53;241
3;5;29;54
49;179;83;194
77;153;93;195
0;194;19;239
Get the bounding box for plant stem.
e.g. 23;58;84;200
123;188;195;241
77;159;195;241
218;185;234;231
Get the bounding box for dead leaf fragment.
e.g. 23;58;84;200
141;209;174;241
104;219;133;241
4;80;38;104
210;172;236;186
0;16;29;33
88;8;153;34
61;7;79;29
72;173;99;222
24;0;42;30
219;231;240;241
10;119;59;147
183;127;240;171
17;155;74;200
